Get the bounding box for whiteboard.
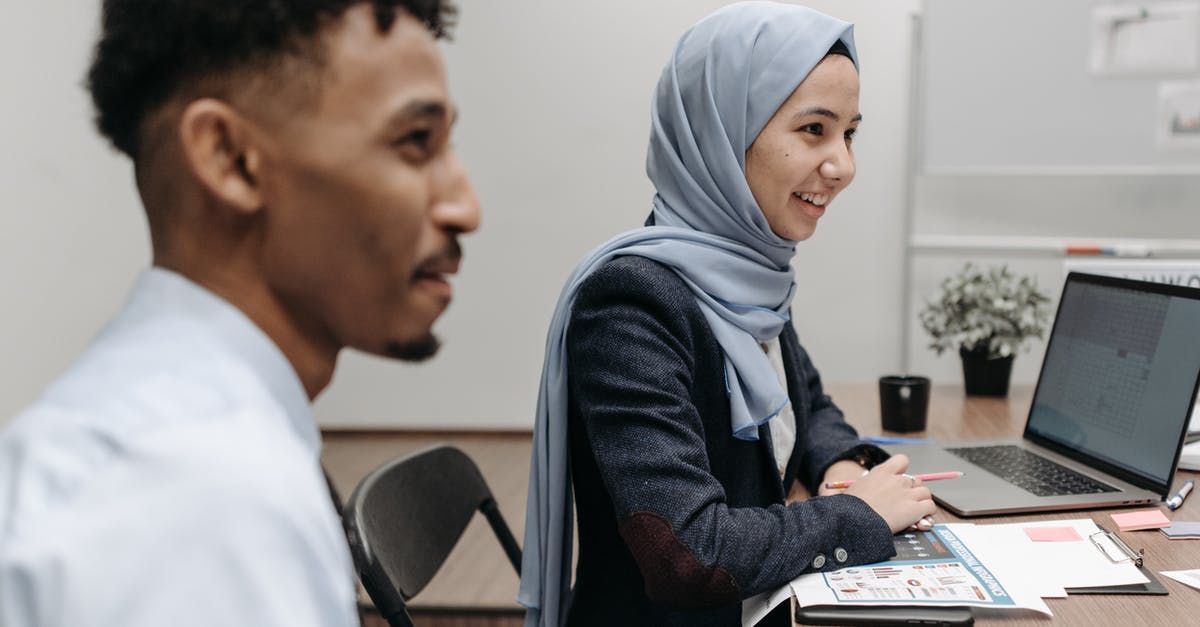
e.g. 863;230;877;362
922;0;1200;172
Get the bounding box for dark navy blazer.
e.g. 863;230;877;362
565;256;895;627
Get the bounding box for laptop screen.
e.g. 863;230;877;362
1025;273;1200;488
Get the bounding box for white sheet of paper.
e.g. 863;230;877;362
947;519;1147;590
942;523;1066;598
741;582;792;627
1161;569;1200;590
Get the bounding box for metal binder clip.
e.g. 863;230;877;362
1089;529;1144;568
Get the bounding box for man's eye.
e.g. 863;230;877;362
396;129;432;149
393;129;439;160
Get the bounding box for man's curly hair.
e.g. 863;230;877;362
87;0;456;160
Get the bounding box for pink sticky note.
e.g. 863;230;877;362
1111;509;1171;531
1024;526;1083;542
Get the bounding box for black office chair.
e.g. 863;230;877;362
343;444;523;627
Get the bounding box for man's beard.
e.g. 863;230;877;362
385;333;441;361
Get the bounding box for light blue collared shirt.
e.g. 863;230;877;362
0;268;358;627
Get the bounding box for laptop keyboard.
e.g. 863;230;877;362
945;445;1119;497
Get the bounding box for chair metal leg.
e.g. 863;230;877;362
481;498;523;574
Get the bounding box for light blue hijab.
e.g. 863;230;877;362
518;3;857;625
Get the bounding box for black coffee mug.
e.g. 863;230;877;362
879;375;930;433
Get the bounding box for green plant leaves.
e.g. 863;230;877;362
918;263;1052;359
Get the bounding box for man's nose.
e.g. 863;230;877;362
432;149;480;234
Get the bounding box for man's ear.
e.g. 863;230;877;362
177;98;265;215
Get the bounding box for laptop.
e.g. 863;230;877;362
888;272;1200;517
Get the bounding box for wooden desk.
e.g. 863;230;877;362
824;383;1200;626
322;384;1200;626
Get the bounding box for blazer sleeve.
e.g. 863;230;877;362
567;261;895;607
783;336;891;495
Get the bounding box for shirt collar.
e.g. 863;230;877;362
123;267;321;454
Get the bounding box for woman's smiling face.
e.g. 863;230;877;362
744;53;860;242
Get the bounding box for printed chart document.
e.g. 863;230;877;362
742;526;1050;626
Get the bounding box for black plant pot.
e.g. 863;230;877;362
959;346;1014;397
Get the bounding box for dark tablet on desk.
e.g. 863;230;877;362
795;605;974;626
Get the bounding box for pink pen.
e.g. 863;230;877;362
824;470;964;490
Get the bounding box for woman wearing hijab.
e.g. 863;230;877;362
519;3;937;626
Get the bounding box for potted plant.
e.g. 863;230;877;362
918;263;1052;396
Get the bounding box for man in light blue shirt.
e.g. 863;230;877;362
0;1;479;626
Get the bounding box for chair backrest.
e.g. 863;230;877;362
343;444;522;627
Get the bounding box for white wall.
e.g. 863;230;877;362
1;2;149;426
904;0;1200;387
0;1;919;429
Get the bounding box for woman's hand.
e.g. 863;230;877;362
843;454;937;534
818;459;868;496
